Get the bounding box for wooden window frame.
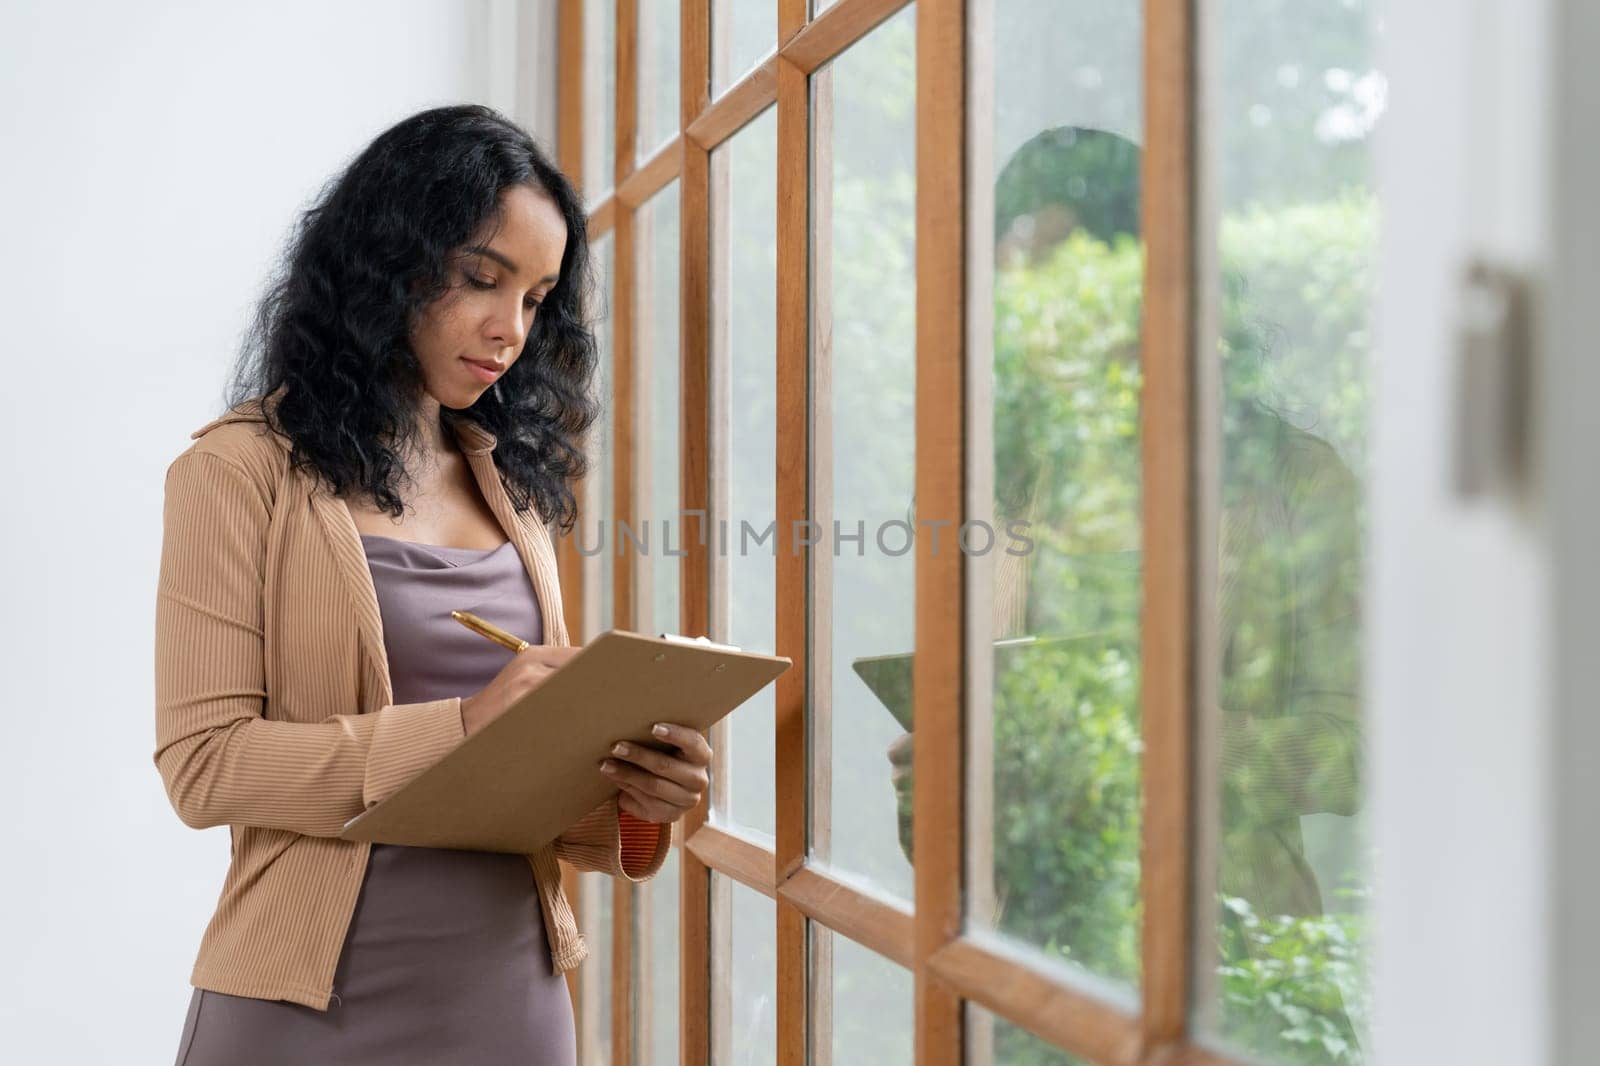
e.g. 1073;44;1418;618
553;1;1249;1064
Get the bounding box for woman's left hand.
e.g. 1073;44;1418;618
599;723;713;823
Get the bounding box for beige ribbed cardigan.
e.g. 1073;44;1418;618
153;396;669;1011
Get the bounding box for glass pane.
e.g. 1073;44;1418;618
638;0;680;157
713;107;778;842
578;872;613;1066
639;181;681;636
964;0;1145;988
816;929;913;1064
818;2;917;904
583;0;616;204
1196;2;1381;1062
590;232;616;635
710;0;776;98
715;874;777;1066
636;181;681;1066
637;837;681;1066
966;1002;1091;1066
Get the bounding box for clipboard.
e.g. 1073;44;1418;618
339;628;790;854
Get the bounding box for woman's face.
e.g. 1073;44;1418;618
410;183;568;410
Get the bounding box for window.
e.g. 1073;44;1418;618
554;1;1379;1062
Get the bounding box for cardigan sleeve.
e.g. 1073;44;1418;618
553;795;671;881
152;450;466;837
1218;434;1365;824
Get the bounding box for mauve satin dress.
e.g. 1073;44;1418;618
173;532;576;1066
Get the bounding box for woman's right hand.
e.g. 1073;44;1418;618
887;731;914;862
459;644;583;736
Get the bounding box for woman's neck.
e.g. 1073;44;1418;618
394;392;456;477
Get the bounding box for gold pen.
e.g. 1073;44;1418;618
450;609;533;652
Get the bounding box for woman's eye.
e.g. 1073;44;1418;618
464;271;539;311
466;273;539;310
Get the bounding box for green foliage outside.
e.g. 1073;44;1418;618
1217;888;1371;1064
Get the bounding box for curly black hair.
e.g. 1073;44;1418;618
222;103;599;535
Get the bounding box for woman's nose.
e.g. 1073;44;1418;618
487;299;527;350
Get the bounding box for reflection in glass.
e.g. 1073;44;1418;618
711;0;776;98
638;0;680;157
955;0;1145;989
1199;2;1380;1061
639;182;681;641
819;929;913;1064
818;3;917;903
578;872;613;1066
966;1003;1091;1066
713;107;778;841
582;0;616;203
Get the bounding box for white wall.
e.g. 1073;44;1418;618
0;2;555;1060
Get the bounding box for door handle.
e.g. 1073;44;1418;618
1454;257;1533;498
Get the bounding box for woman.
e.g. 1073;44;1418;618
155;104;708;1065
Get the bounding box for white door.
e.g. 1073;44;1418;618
1372;0;1599;1062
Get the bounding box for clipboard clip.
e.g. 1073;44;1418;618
658;632;744;653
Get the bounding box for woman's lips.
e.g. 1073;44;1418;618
460;357;503;384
